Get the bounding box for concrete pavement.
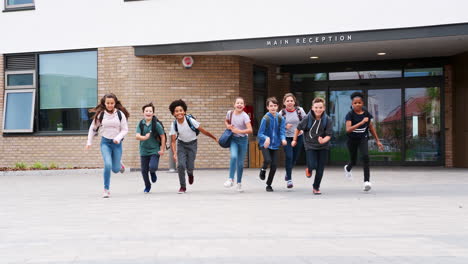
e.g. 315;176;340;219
1;166;468;263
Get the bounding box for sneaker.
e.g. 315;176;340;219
188;174;194;185
287;180;294;189
178;187;186;194
120;162;126;173
102;189;110;198
144;186;151;193
313;188;322;195
259;169;266;180
236;183;244;193
305;168;312;178
151;173;157;183
344;165;352;180
266;185;274;192
224;178;234;188
363;181;372;192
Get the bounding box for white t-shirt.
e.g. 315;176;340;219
169;116;200;142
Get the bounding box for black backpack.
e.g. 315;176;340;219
94;110;122;136
263;113;283;131
173;114;200;136
139;115;169;149
280;107;304;121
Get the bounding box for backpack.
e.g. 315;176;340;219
173;114;200;136
94;110;122;136
139;115;169;150
280;107;303;121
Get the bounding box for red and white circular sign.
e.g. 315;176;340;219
182;56;194;69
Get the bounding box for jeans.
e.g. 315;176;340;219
284;135;303;181
229;136;248;183
140;154;160;189
306;149;328;190
261;147;279;186
346;137;370;182
100;137;123;190
177;139;198;188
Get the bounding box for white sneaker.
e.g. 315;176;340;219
102;189;110;198
237;183;244;192
224;178;234;188
363;181;372;192
344;165;353;180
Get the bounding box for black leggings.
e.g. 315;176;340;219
306;149;328;189
346;138;370;182
261;148;279;186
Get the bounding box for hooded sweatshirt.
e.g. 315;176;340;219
296;111;332;150
257;112;286;150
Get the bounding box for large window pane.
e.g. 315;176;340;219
329;90;361;162
368;89;402;161
405;87;441;161
292;73;327;82
3;90;35;132
39;51;97;131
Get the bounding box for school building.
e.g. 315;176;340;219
1;0;468;169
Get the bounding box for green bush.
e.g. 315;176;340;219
15;162;27;169
49;162;58;169
31;162;44;169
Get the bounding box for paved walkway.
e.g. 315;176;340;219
1;166;468;264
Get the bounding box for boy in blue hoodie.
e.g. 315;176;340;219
258;97;287;192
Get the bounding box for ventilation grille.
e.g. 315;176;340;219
6;55;36;70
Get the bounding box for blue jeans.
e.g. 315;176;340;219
284;135;303;181
140;154;159;189
229;136;248;183
100;137;123;190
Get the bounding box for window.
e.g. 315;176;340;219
4;0;34;11
5;70;35;89
3;89;36;132
404;68;443;77
38;51;97;132
329;70;401;80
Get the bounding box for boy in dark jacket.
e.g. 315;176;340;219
293;97;332;194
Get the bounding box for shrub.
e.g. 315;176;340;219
15;162;27;169
49;162;58;169
31;162;44;169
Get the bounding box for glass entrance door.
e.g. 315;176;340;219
329;90;362;162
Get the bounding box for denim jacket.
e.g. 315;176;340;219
257;112;286;150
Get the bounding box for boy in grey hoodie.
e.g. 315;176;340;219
292;97;332;194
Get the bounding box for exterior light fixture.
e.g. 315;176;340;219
310;56;319;59
377;52;387;56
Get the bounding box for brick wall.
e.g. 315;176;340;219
0;48;289;170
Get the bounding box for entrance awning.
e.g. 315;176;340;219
134;23;468;64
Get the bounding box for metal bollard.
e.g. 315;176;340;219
168;145;176;172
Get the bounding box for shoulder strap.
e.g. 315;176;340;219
173;119;178;134
263;114;270;131
98;111;105;124
296;107;303;121
278;114;283;125
185;115;199;134
307;113;313;130
117;110;122;121
139;119;145;135
280;109;286;117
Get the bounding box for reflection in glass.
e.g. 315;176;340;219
404;87;441;161
404;68;443;77
299;91;326;115
329;71;401;80
292;73;327;82
329;90;361;162
39;51;97;131
368;89;402;161
4;91;34;131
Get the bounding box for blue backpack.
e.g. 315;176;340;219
305;112;328;135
